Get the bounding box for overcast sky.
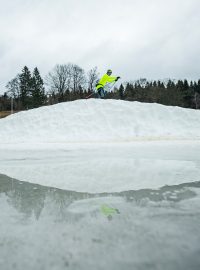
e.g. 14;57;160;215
0;0;200;93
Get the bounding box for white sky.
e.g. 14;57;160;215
0;0;200;93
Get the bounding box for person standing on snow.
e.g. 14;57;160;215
96;69;120;98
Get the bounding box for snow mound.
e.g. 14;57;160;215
0;99;200;143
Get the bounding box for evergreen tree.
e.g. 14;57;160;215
32;67;46;108
176;80;185;107
193;80;200;109
119;84;125;100
182;79;193;108
125;83;135;101
166;80;175;89
153;81;157;88
197;80;200;94
19;66;32;109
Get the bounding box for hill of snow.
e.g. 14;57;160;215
0;99;200;144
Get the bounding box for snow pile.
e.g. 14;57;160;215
0;99;200;143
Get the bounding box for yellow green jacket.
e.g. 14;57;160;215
96;74;117;90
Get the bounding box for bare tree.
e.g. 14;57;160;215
46;63;86;101
70;64;86;92
87;66;99;92
6;75;20;99
6;75;21;110
46;64;72;100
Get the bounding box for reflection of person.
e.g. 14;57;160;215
100;204;120;220
96;69;120;99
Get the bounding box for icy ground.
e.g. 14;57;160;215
0;100;200;269
0;141;200;270
0;141;200;192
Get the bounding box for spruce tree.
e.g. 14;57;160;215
125;83;135;101
19;66;32;109
183;79;193;108
193;80;200;109
119;84;125;100
32;67;46;108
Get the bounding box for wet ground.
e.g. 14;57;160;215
1;173;200;270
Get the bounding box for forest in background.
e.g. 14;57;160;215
1;64;200;112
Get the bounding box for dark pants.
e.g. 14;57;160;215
97;87;107;99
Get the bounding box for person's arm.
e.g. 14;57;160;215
105;74;117;83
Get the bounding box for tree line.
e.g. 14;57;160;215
0;64;99;111
115;78;200;109
1;64;200;111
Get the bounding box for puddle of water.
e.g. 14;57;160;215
0;174;200;270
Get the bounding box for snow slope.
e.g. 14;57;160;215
0;99;200;144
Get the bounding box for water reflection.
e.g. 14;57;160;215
0;173;199;221
1;174;200;270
